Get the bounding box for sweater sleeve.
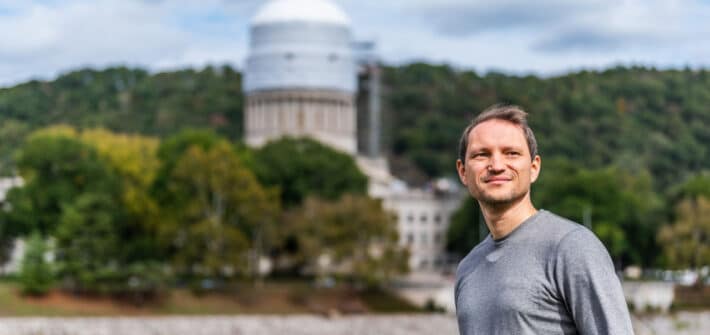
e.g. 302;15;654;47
554;227;635;335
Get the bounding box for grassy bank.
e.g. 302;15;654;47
0;281;421;316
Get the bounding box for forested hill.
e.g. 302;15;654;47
1;64;709;190
0;66;243;175
384;64;710;190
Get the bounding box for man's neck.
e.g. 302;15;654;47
480;195;538;240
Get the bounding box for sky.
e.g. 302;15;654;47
1;0;709;87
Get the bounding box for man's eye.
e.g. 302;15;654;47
506;151;521;156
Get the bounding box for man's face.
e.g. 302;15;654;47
456;119;541;207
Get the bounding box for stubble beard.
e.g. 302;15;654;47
471;183;530;210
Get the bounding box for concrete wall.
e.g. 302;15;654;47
623;281;675;313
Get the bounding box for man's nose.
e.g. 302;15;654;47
488;154;506;172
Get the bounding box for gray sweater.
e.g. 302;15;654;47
455;210;634;335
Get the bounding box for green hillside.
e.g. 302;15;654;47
384;64;710;190
2;64;708;191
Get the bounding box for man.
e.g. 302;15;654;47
454;104;634;334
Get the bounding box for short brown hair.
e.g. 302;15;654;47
457;104;538;163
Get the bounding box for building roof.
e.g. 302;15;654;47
251;0;351;26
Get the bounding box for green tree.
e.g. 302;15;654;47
54;192;169;298
4;131;118;236
533;159;661;266
152;129;253;204
19;232;53;296
3;126;169;298
287;195;408;287
54;193;122;294
157;141;278;280
253;137;367;208
658;196;710;271
672;173;710;201
0;119;30;175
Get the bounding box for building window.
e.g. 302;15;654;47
420;213;427;224
420;260;429;269
406;213;414;224
420;233;427;245
434;213;442;224
407;233;414;245
434;233;442;244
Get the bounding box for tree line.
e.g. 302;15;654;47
1;126;407;298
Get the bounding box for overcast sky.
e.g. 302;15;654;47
1;0;709;87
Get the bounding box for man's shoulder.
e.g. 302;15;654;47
537;210;611;265
517;210;604;261
533;209;587;242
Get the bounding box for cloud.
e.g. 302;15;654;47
532;29;658;53
406;0;602;36
0;0;709;86
0;0;254;86
400;0;705;54
533;0;705;53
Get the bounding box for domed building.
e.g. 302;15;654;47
244;0;357;154
244;0;464;276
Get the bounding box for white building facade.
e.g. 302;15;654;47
383;187;462;272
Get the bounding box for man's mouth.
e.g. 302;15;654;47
484;176;512;184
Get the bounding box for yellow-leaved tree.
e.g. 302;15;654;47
658;196;710;272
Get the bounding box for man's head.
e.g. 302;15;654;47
456;104;541;207
458;104;538;164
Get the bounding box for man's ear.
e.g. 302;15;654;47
530;155;541;183
456;159;467;185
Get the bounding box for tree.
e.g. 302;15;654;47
19;232;53;296
4;126;168;298
54;193;122;294
79;128;163;261
54;191;169;299
253;137;367;208
152;129;246;204
286;195;408;287
671;173;710;202
0;119;30;176
157;141;278;280
658;196;710;271
4;131;119;236
532;159;661;266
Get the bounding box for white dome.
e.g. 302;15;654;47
251;0;351;26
